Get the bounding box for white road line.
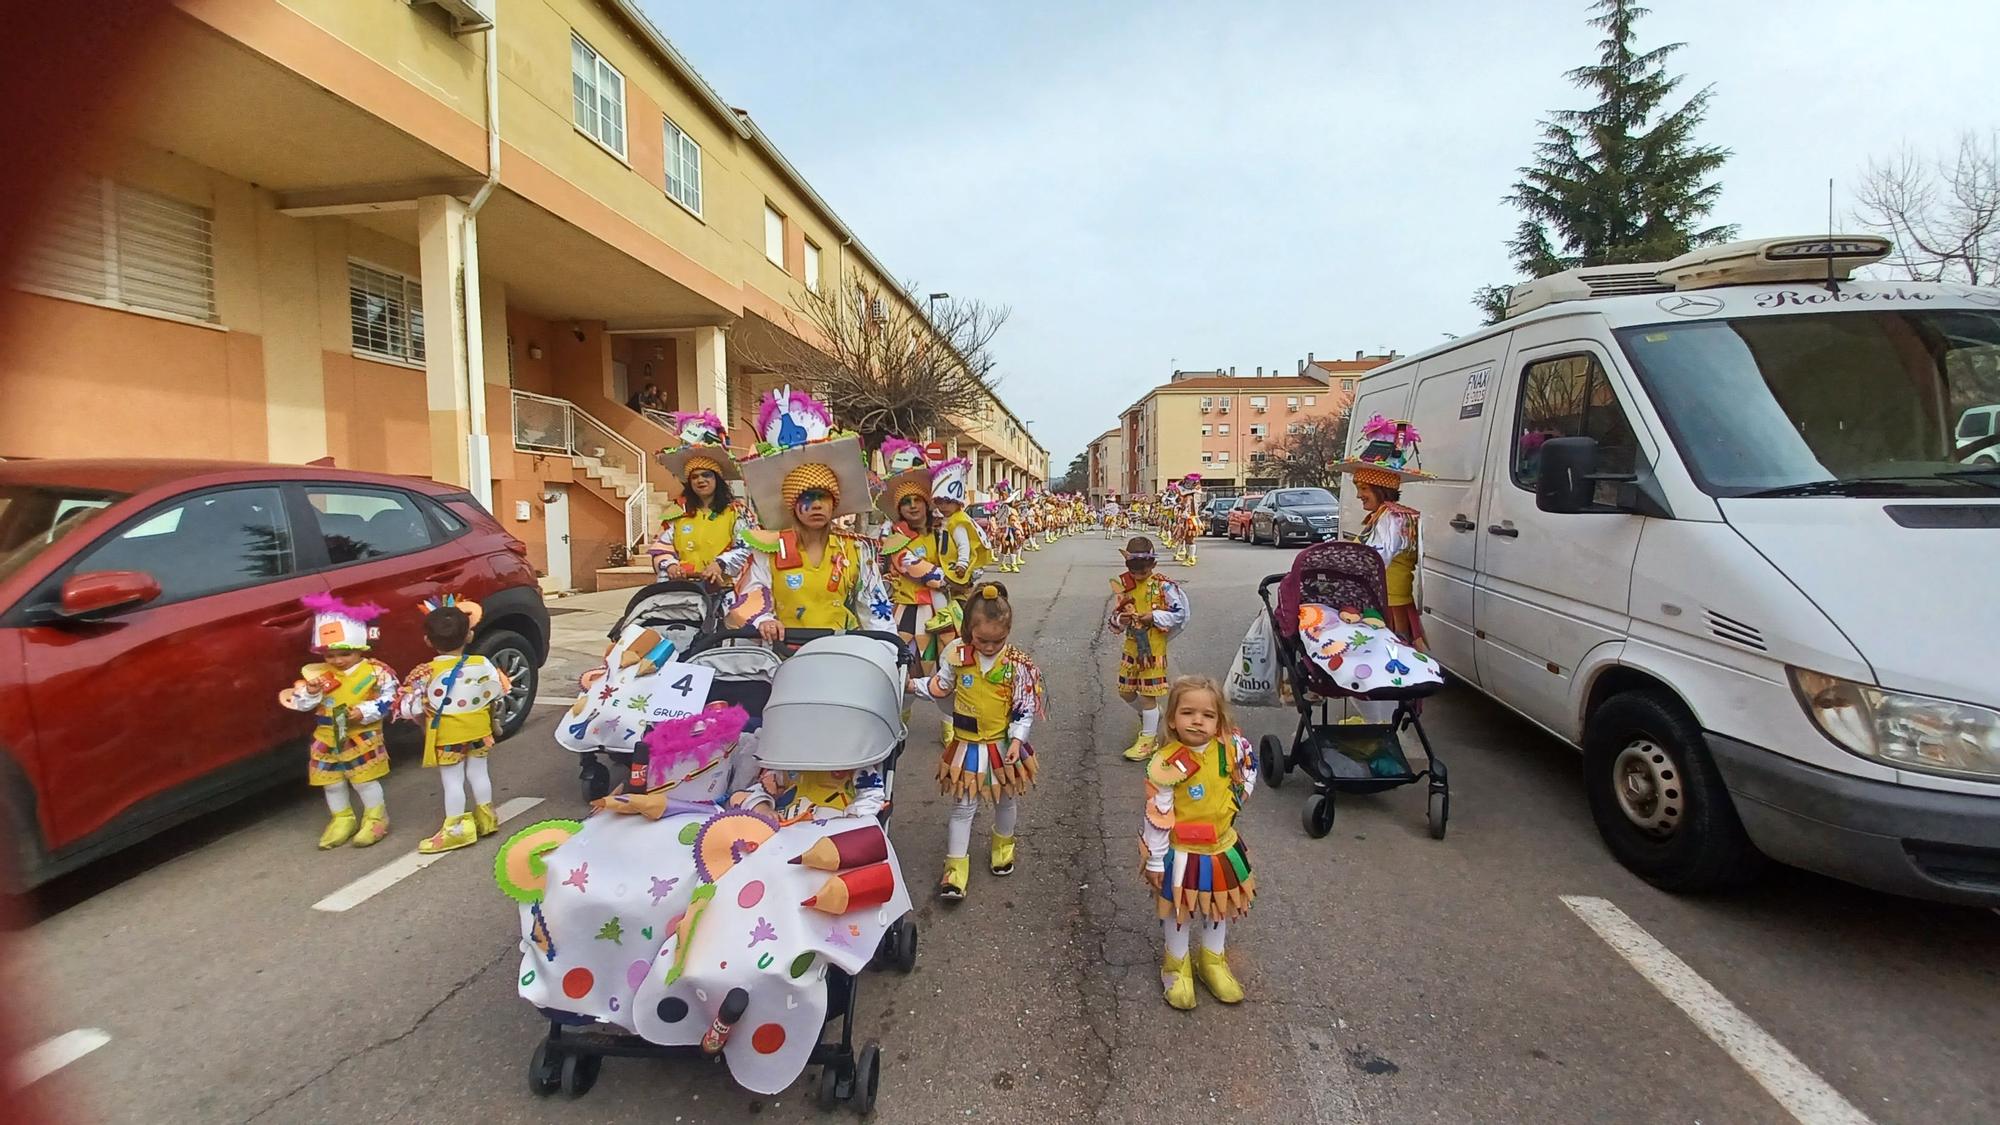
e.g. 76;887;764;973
1559;895;1875;1125
13;1028;110;1087
311;796;545;913
1289;1031;1366;1125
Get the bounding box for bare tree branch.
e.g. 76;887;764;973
1265;414;1353;491
1854;130;2000;285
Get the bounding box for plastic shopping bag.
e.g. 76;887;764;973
1224;611;1280;707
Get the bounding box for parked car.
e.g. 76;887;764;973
1956;404;2000;464
0;459;550;889
1345;233;2000;905
1226;493;1264;539
1249;487;1338;545
1202;496;1235;537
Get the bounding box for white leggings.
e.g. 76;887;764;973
438;758;494;818
1162;917;1228;957
945;794;1019;857
321;778;385;814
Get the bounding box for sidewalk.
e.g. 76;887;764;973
536;587;632;703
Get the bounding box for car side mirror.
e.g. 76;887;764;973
1535;437;1598;514
57;570;161;621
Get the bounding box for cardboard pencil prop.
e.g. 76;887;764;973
788;824;890;871
801;862;896;914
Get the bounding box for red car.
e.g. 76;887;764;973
1226;493;1264;540
0;460;549;889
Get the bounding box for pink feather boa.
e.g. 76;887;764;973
644;703;751;781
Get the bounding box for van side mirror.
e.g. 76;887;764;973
1536;437;1598;514
57;570;161;621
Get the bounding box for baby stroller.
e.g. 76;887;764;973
518;631;917;1113
1255;541;1451;840
572;580;724;803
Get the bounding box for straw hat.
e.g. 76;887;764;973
654;410;742;484
1332;413;1434;487
737;386;873;528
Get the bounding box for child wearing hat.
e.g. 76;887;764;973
1106;536;1189;762
279;595;398;849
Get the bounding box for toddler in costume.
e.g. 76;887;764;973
281;595;397;849
1107;536;1189;761
397;595;510;854
1142;676;1257;1009
908;583;1045;900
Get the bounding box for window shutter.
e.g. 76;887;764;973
15;178;215;322
17;179;111;302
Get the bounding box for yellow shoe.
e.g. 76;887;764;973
938;855;969;900
1122;733;1158;762
1194;947;1245;1003
473;802;499;837
350;806;390;847
317;809;358;850
1162;952;1196;1010
990;834;1016;876
417;814;477;855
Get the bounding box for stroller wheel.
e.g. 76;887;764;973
527;1041;562;1097
818;1059;846;1109
1258;734;1286;789
1301;792;1335;839
894;918;919;973
578;757;611;805
559;1051;600;1097
1428;788;1449;840
851;1042;882;1115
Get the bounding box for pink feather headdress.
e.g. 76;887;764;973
668;410;728;446
879;434;927;473
644;704;751;781
300;592;386;622
754;385;835;450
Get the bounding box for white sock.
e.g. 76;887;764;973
1140;706;1161;737
1162;918;1190;958
322;783;353;815
352;779;385;812
440;762;467;819
1199;918;1228;953
467;756;494;806
993;796;1019;838
945;795;978;858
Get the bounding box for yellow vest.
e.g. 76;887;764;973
310;660;389;748
665;505;740;573
1116;573;1169;657
775;533;864;630
881;525;941;606
948;643;1014;742
1150;738;1241;854
940;509;993;582
415;654;502;765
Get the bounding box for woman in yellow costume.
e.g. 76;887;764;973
1142;675;1257;1009
875;435;953;665
650;410;755;588
280;595;397;849
1333;414;1432;649
727;386;895;639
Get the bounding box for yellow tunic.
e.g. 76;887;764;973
1145;737;1256;921
304;659;395;786
663;504;742;574
1113;572;1172;697
933;641;1039;801
409;653;507;766
776;533;865;630
881;526;942;606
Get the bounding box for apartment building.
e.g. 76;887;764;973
1112;352;1394;497
0;0;1044;590
1086;426;1123;503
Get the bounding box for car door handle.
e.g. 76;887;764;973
1487;524;1519;538
1449;515;1476;532
261;609;312;628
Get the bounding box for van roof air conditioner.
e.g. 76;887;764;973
1503;235;1896;319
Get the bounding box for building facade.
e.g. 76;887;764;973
1085;427;1123;503
0;0;1044;590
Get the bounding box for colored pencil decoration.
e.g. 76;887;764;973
788;824;890;871
801;862;896;914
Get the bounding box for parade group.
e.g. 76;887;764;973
275;386;1437;1097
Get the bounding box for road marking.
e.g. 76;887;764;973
1559;895;1874;1125
13;1028;110;1087
1290;1031;1366;1124
312;797;544;913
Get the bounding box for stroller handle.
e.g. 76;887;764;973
1256;573;1286;607
689;625;914;667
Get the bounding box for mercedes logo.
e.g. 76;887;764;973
1657;294;1724;317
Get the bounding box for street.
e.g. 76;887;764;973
11;534;1999;1125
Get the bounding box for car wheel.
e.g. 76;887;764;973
1584;690;1763;892
476;628;539;739
0;752;51;895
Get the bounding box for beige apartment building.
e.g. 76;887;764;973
1113;352;1393;498
0;0;1044;591
1086;426;1123;503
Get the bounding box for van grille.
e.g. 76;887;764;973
1706;610;1766;651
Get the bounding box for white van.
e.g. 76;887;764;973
1345;235;2000;904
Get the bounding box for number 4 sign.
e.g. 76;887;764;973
628;663;717;723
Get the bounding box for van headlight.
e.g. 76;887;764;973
1789;668;2000;779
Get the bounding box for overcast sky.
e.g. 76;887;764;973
639;0;2000;467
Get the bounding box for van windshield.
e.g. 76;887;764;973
1614;308;2000;497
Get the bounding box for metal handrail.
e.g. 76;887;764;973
510;388;651;550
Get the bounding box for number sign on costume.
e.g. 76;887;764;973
626;663;716;723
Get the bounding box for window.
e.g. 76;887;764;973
1286;396;1299;409
16;177;216;323
1199;396;1213;412
1200;424;1211;436
571;34;626;157
348;261;426;364
74;486;294;605
308;488;435;565
1217;451;1231;463
1513;352;1638;500
1200;452;1213;464
804;239;821;293
1288;422;1304;435
1304;395;1316;406
662;115;702;214
1218;424;1230;435
1961;408;1995;441
1220;396;1233;411
1249;424;1267;437
764;204;785;267
1250;396;1267;410
1342;380;1355;392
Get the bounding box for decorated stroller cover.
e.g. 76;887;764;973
1277;542;1442;698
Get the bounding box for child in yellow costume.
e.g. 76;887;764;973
908;583;1045;900
877;436;954;667
1141;676;1257;1010
280;595;397;849
1106;536;1190;762
397;595;511;854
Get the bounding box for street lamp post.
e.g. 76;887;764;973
927;291;949;318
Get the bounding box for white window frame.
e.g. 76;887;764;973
571;34;627;161
1218;423;1230;435
15;176;219;326
347;259;426;367
1199;452;1213;464
1217;450;1231;463
1249;424;1267;438
1250;395;1267;409
1305;395;1316;406
662;115;702;216
804;238;821;293
1199;424;1211;436
764;203;786;268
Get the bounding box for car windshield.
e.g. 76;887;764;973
1275;488;1335;506
1614;308;2000;497
0;484;124;584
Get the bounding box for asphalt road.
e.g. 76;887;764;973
10;534;1999;1124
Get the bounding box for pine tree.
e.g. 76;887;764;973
1473;0;1736;323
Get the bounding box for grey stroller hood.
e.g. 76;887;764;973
754;635;906;771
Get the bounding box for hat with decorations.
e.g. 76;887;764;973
1332;413;1433;487
654;409;742;486
876;434;934;514
930;456;972;505
738;385;873;528
302;592;385;653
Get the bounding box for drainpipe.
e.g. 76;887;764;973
458;20;502;509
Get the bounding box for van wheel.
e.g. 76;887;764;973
1584;691;1762;892
476;629;539;740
